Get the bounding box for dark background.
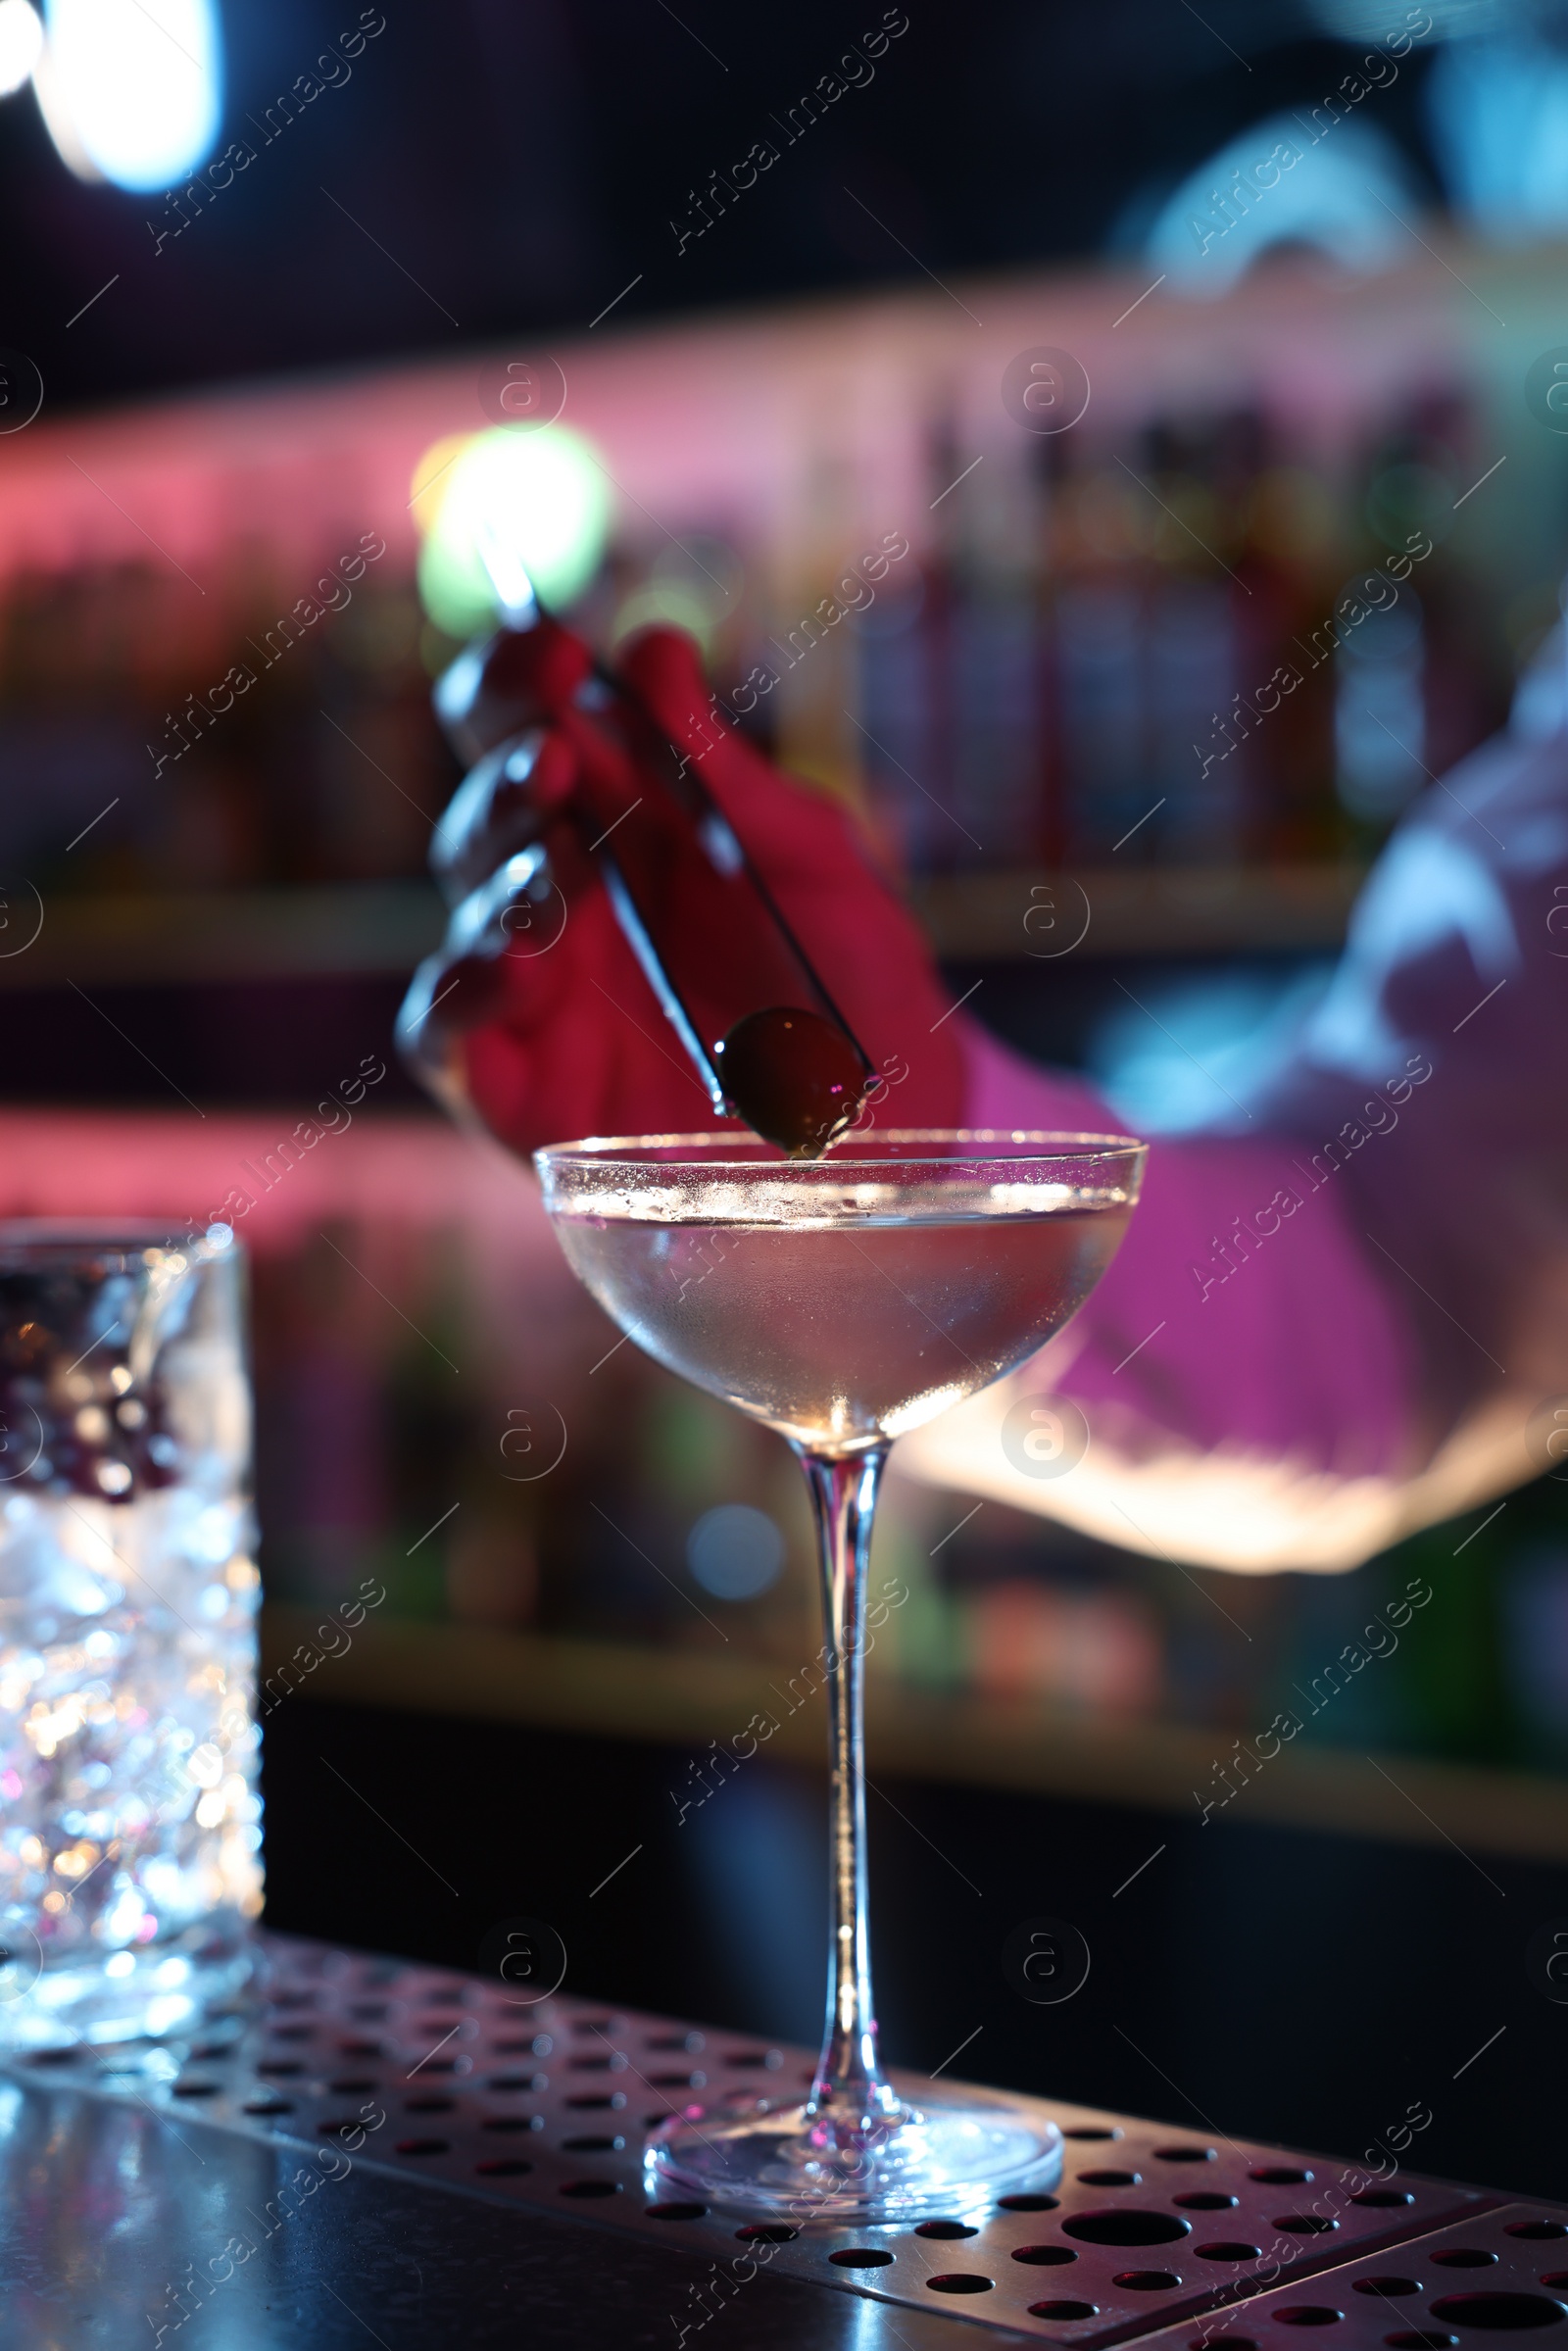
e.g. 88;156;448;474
7;1;1446;412
265;1701;1566;2201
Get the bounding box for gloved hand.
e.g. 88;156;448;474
397;617;964;1154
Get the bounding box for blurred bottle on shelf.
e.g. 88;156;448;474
0;334;1530;904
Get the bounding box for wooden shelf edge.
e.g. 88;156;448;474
909;866;1365;959
0;867;1364;992
261;1606;1568;1865
0;881;445;991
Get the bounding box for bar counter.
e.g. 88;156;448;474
7;1932;1558;2351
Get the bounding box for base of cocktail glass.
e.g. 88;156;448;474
646;2090;1063;2221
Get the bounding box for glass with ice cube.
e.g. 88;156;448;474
0;1224;261;2046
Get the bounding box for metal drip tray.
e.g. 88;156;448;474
1135;2204;1568;2351
0;1933;1521;2339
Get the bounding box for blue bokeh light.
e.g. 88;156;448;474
44;0;221;192
686;1504;786;1601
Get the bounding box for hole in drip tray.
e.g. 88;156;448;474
1433;2255;1500;2271
999;2193;1059;2212
1253;2168;1312;2185
1427;2296;1567;2330
737;2223;799;2243
1030;2300;1099;2321
1155;2146;1216;2163
1178;2192;1239;2212
394;2138;449;2156
647;2202;708;2221
831;2249;893;2269
1114;2271;1182;2291
1354;2192;1417;2209
475;2158;533;2177
559;2180;621;2199
1061;2128;1120;2141
1272;2309;1344;2327
916;2222;978;2239
1510;2229;1568;2244
1275;2217;1339;2235
927;2276;994;2295
1386;2333;1459;2349
1356;2281;1425;2299
1013;2247;1077;2266
1079;2170;1141;2188
1199;2244;1264;2263
1064;2209;1191;2248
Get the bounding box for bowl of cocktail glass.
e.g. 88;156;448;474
534;1131;1146;2220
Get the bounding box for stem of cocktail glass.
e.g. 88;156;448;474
797;1444;902;2131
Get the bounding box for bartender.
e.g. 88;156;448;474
399;612;1568;1577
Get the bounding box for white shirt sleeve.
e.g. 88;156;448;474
895;702;1568;1573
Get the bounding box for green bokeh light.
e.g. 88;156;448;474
417;425;612;635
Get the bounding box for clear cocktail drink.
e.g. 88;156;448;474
535;1132;1145;2218
553;1190;1130;1451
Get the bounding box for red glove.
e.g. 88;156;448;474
399;618;964;1155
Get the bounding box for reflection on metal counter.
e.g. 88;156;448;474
0;1930;1525;2348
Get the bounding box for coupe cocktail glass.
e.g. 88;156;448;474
534;1130;1145;2219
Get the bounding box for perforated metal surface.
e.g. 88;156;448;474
1135;2204;1568;2351
0;1934;1520;2339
